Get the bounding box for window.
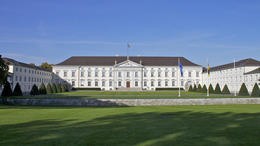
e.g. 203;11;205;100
181;81;184;86
20;68;22;72
118;81;121;86
95;71;98;77
88;81;91;86
165;72;168;77
151;81;154;86
172;81;175;86
109;81;112;86
135;72;138;77
80;80;84;86
165;81;168;86
109;71;112;77
72;81;75;86
102;81;105;86
16;67;18;72
158;72;161;77
15;76;18;81
189;72;192;77
19;76;22;82
151;72;154;77
95;81;98;86
29;70;31;73
28;77;31;82
88;71;91;77
135;81;138;87
158;81;161;86
172;72;175;77
196;72;199;77
127;72;130;77
118;72;121;77
81;71;84;77
144;72;147;77
72;71;76;77
144;81;147;86
64;71;67;77
102;72;105;77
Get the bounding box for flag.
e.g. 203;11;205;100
179;60;183;77
127;44;130;48
207;61;210;76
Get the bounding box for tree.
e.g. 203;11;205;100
39;62;54;69
61;84;66;92
57;83;62;93
64;84;69;92
0;55;9;86
208;84;214;94
202;85;207;93
193;84;197;92
29;63;35;66
251;83;260;97
1;80;12;97
222;84;230;94
39;83;47;94
214;83;222;94
46;83;53;94
197;84;202;92
13;82;23;96
188;85;193;92
52;83;57;93
238;83;249;96
30;84;39;95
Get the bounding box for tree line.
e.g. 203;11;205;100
188;83;260;97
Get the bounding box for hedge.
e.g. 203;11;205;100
1;81;12;97
13;82;23;96
39;83;47;94
238;83;249;96
214;83;222;94
72;88;101;91
251;83;260;97
197;84;202;92
222;84;230;94
156;88;184;91
30;84;39;95
46;83;53;94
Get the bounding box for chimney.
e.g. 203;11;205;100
115;60;117;65
140;60;142;64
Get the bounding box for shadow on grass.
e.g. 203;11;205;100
1;109;260;145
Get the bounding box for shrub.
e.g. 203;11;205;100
214;83;222;94
222;84;230;94
30;84;39;95
39;83;47;94
52;83;57;93
46;83;53;94
238;83;249;96
202;85;207;93
13;82;23;96
251;83;260;97
64;84;69;92
193;84;197;92
208;84;214;93
57;83;62;93
197;84;202;92
1;80;12;97
188;85;193;92
61;84;66;92
72;88;102;91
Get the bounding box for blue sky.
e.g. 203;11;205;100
1;0;260;67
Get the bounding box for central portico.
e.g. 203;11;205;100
113;59;143;90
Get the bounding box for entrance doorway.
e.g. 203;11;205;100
126;81;130;88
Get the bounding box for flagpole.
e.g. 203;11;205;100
178;58;180;97
234;58;236;96
207;58;209;97
127;44;129;60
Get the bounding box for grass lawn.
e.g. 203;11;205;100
0;104;259;145
8;91;249;99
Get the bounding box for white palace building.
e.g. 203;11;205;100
1;56;260;94
52;56;202;91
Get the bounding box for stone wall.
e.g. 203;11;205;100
1;98;260;106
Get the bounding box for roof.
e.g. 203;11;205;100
208;58;260;72
3;57;52;72
55;56;201;67
244;67;260;75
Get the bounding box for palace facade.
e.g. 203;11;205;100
52;56;202;90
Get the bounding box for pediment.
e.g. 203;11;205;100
114;60;143;68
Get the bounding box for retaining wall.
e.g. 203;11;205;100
1;98;260;106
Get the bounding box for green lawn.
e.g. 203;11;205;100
0;104;259;145
7;91;248;99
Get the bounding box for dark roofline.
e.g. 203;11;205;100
207;58;260;72
55;56;202;67
244;67;260;75
3;57;52;72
